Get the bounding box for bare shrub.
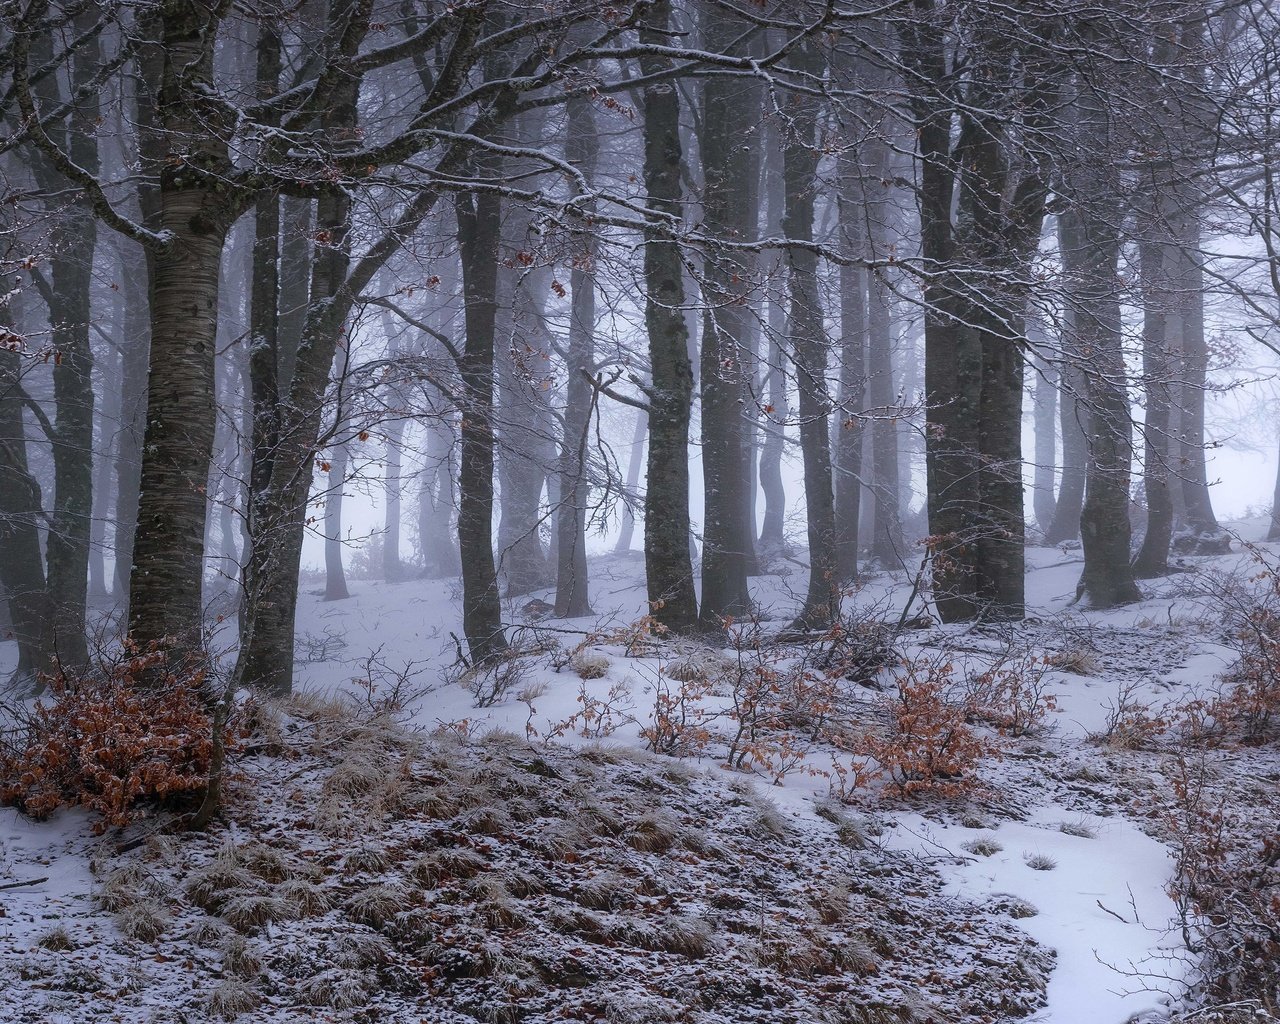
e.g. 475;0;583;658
1164;756;1280;1006
0;643;228;831
851;656;1002;797
967;653;1060;738
640;668;713;756
1091;680;1169;749
448;642;540;708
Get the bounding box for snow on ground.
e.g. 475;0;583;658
2;521;1278;1021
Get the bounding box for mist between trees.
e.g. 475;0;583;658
2;0;1278;697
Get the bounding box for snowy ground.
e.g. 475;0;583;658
2;522;1278;1022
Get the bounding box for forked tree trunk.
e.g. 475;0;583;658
903;6;981;623
1063;84;1142;609
639;0;698;632
323;432;351;601
420;404;462;577
614;408;646;554
32;13;101;667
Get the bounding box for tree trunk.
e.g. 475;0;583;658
758;118;789;557
128;8;236;652
496;269;554;598
903;6;981;622
456;175;510;661
113;242;150;606
639;0;698;632
614;408;646;554
1270;430;1280;542
864;137;903;566
1063;85;1142;609
32;12;101;668
1170;207;1221;545
1046;297;1087;544
834;156;867;582
420;405;462;577
90;288;124;601
697;5;762;628
0;297;55;689
323;430;351;601
1030;341;1058;539
1132;224;1175;577
783;41;839;630
555;92;599;618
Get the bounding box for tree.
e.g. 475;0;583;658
639;0;698;633
555;91;599;619
697;1;763;629
783;38;840;630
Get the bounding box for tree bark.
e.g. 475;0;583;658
697;4;762;628
555;92;599;618
31;10;101;667
783;41;840;630
1063;80;1142;609
863;136;904;566
323;428;351;601
456;173;510;661
834;156;867;582
614;408;647;554
758;117;789;558
1030;341;1058;539
0;296;55;689
639;0;698;632
1132;222;1175;577
128;5;236;652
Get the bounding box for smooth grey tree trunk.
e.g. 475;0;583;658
1030;342;1058;539
863;136;903;565
784;41;840;630
1063;75;1142;609
456;171;509;661
639;0;698;632
0;291;55;689
554;92;599;618
614;408;647;554
697;4;762;628
1132;223;1175;577
758;118;789;557
834;154;867;582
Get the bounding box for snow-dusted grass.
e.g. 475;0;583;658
4;522;1280;1022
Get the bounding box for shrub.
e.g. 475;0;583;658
968;654;1060;738
1162;757;1280;1006
853;657;1001;797
640;669;713;756
0;645;226;832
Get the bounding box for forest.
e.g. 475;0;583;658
1;1;1280;1022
